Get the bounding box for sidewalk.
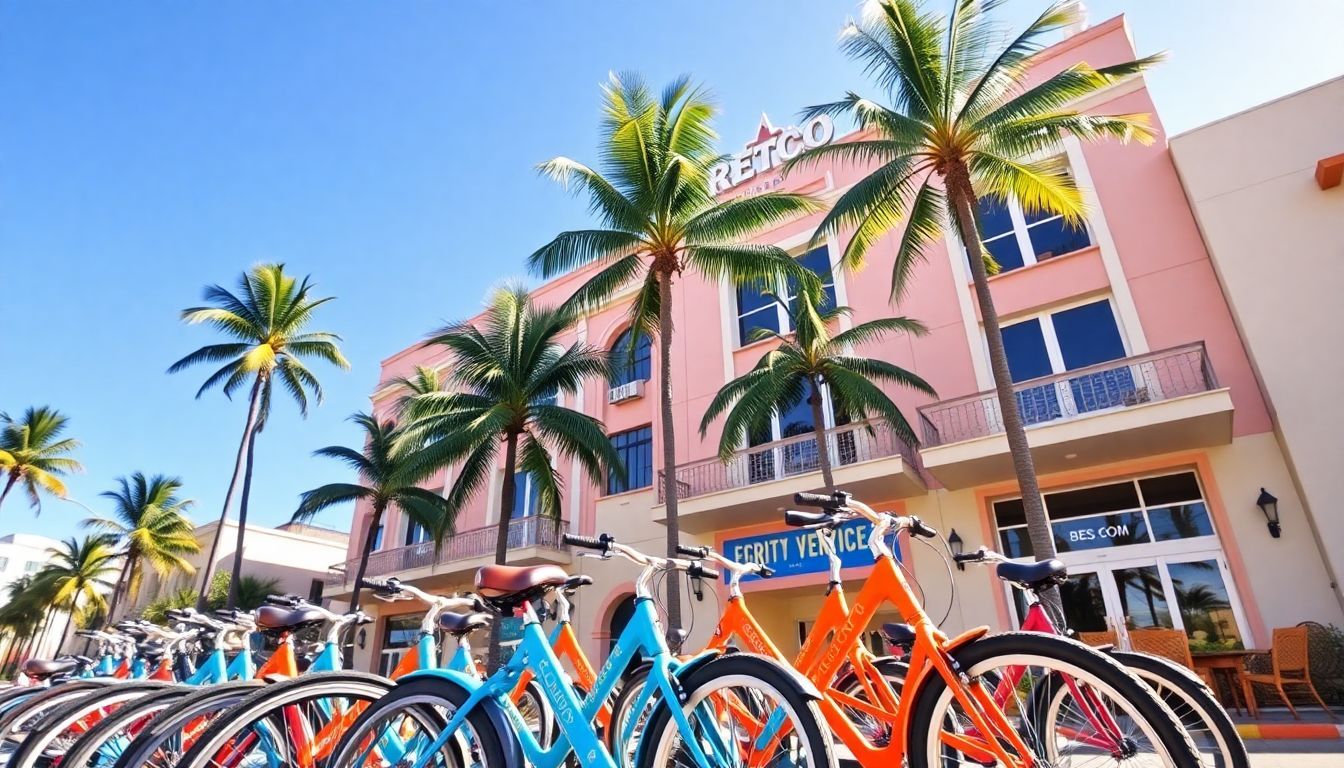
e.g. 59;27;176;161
1231;707;1344;740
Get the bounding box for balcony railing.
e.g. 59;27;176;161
917;343;1219;448
325;516;568;586
657;419;917;503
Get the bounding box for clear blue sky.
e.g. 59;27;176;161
2;1;1340;541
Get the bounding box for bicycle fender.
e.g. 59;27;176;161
945;626;990;653
396;669;525;767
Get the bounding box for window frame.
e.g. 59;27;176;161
734;244;838;348
606;425;654;496
972;159;1092;275
995;296;1130;383
608;328;652;388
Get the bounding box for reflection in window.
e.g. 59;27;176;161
607;426;653;495
510;471;540;518
1059;573;1109;633
404;520;431;546
609;329;652;387
1148;503;1215;542
1113;565;1171;629
735;247;836;346
969;166;1092;275
1170;559;1242;649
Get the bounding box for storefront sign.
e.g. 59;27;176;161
710;114;835;194
722;518;894;581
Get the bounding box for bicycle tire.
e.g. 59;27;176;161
0;680;117;754
325;674;509;768
639;652;834;768
175;672;392;768
6;680;170;768
907;631;1201;768
111;680;264;768
55;685;194;768
1110;650;1250;768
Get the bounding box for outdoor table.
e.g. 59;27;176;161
1192;650;1260;715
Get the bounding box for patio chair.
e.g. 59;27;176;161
1241;626;1337;720
1128;628;1217;689
1075;630;1117;647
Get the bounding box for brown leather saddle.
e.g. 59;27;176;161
474;564;571;611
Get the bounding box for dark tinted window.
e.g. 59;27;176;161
1045;481;1141;520
1053;300;1125;370
1139;472;1202;506
1027;216;1091;260
1149;503;1215;541
978;197;1014;239
993;498;1026;527
1002;318;1052;382
609;329;652;386
787;247;838;312
607;426;653;495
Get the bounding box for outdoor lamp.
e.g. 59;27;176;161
1256;488;1281;539
691;571;705;602
948;529;965;570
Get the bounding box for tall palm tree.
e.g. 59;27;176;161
790;0;1159;601
168;263;349;609
84;473;200;621
0;576;45;671
700;280;934;490
36;535;119;654
406;286;621;670
531;73;822;626
0;407;83;515
294;413;453;610
388;366;446;417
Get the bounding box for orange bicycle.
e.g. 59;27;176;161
612;490;1202;768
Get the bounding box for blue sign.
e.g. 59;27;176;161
723;519;898;581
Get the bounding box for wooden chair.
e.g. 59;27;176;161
1128;628;1223;697
1076;630;1117;647
1242;626;1337;720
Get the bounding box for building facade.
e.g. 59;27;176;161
1170;75;1344;617
0;533;74;663
330;16;1344;674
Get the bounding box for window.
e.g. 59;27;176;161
22;561;40;575
607;426;653;495
972;165;1091;275
308;579;324;603
609;329;652;387
0;557;9;572
746;390;852;484
404;519;431;546
993;471;1214;559
379;614;424;676
368;523;384;552
735;246;837;346
999;299;1131;424
532;386;558;408
510;471;541;518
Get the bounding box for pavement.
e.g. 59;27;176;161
1247;738;1344;767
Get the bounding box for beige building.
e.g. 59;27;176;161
1171;76;1344;615
127;519;350;617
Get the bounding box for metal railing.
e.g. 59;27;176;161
325;516;568;586
657;419;917;503
917;343;1218;447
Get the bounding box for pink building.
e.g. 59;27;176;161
330;16;1342;675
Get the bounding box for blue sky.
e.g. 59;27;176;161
2;1;1340;542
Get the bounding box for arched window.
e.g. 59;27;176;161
609;329;652;387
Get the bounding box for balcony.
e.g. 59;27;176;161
652;419;926;533
324;516;570;593
916;343;1234;488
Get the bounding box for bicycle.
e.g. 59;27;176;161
324;534;835;768
949;546;1249;768
613;490;1202;768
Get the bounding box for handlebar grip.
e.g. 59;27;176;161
688;563;720;581
563;533;613;552
757;565;775;578
793;492;837;508
358;578;394;593
910;518;938;539
952;552;982;564
676;544;709;559
784;510;837;528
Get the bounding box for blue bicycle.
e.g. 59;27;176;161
325;533;834;768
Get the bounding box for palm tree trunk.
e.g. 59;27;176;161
807;376;835;490
198;376;264;610
105;554;132;622
947;165;1061;617
0;474;18;513
656;270;684;632
486;432;521;674
348;502;386;612
226;425;261;610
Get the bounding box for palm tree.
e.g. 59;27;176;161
231;575;282;611
294;413;453;611
0;576;45;671
406;286;621;670
388;366;446;417
0;407;83;515
84;473;200;621
790;0;1159;599
700;280;934;490
531;73;822;627
168;263;349;609
36;535;119;654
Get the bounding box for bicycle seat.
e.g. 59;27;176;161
437;612;492;636
881;622;916;651
563;575;593;592
475;565;570;609
22;658;78;679
255;604;328;633
996;559;1068;591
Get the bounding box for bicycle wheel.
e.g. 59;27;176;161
640;653;834;768
112;680;264;768
1109;650;1249;768
175;672;392;768
832;655;908;748
606;664;649;764
0;680;117;758
907;631;1201;768
7;680;170;768
326;675;509;768
56;686;194;768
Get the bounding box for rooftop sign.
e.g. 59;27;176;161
710;114;835;195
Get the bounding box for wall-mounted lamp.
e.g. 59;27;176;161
690;571;705;601
948;529;965;570
1256;488;1281;539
